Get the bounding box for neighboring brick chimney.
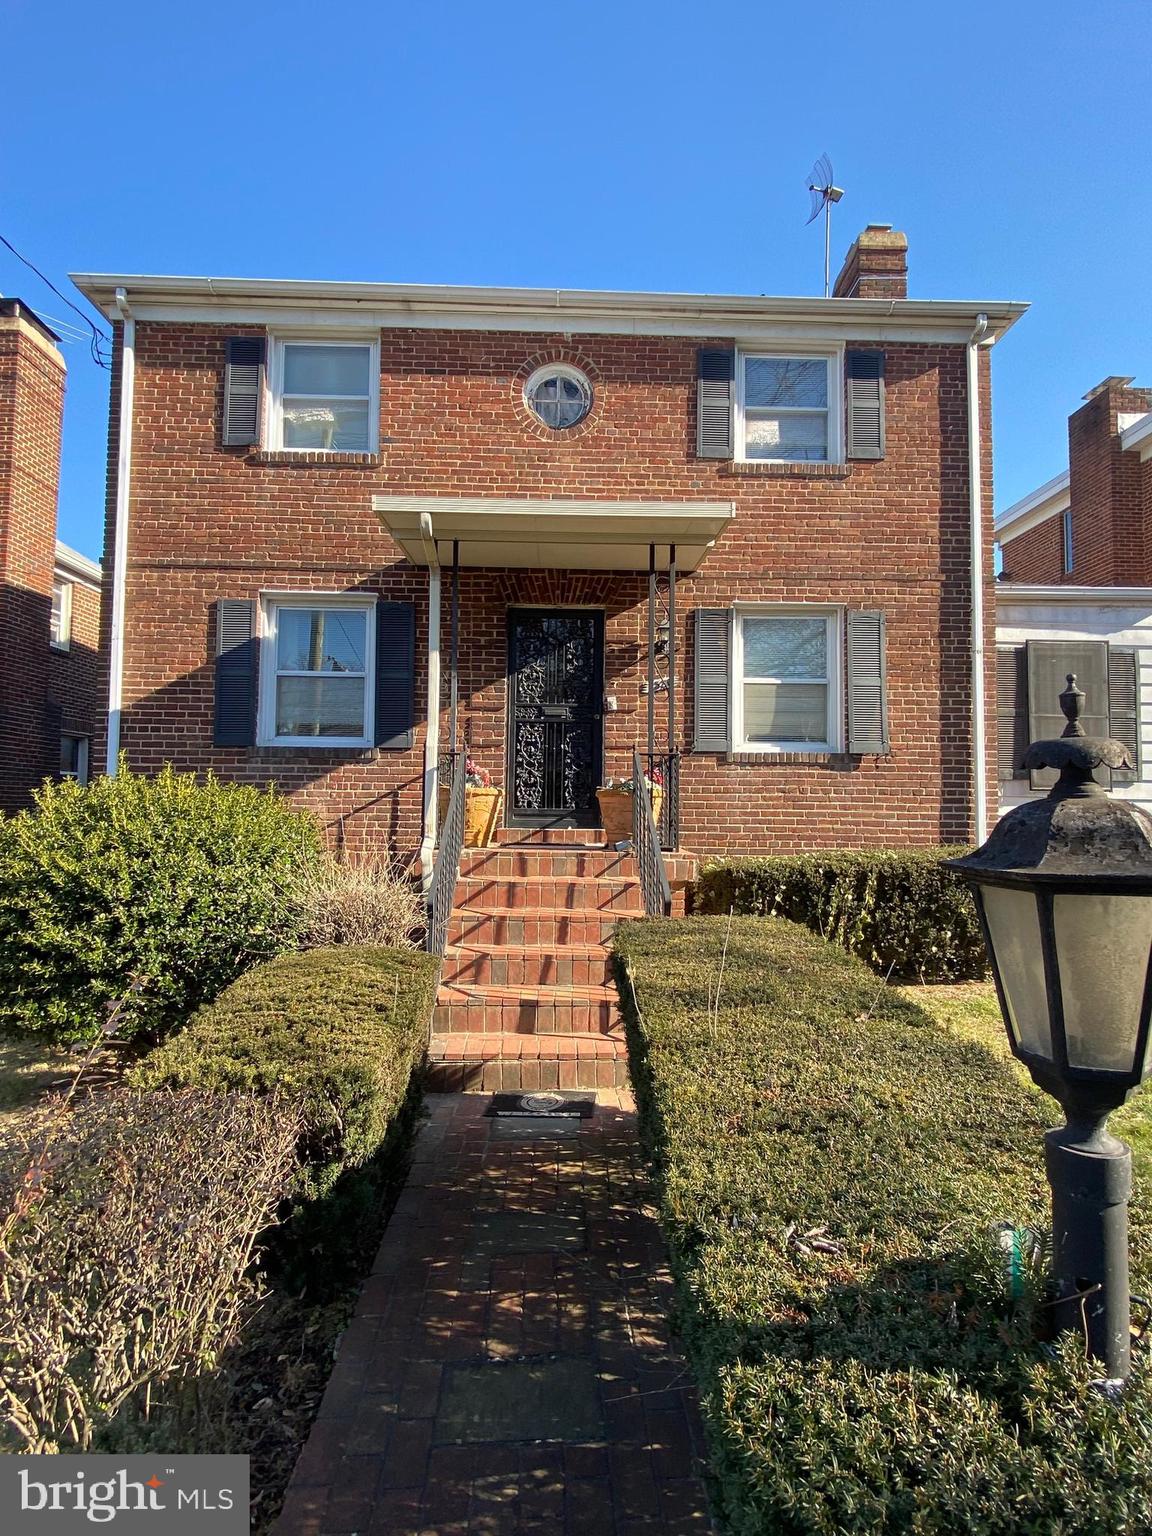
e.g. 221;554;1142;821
1066;376;1152;585
833;224;909;299
0;298;66;809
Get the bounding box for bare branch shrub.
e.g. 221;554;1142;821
0;1087;301;1453
293;857;421;951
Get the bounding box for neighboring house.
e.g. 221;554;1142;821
0;298;102;810
73;226;1025;865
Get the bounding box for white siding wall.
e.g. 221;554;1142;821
997;593;1152;814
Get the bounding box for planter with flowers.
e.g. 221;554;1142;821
439;757;503;848
596;768;663;847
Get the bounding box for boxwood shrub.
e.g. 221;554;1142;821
133;945;440;1292
691;847;986;981
614;917;1152;1536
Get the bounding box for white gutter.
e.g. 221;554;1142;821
105;288;135;777
968;313;991;844
419;513;441;891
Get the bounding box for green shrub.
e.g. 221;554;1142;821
133;946;440;1292
691;847;986;981
614;917;1152;1536
0;766;323;1044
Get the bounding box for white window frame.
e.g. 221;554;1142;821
522;362;594;429
732;604;843;753
50;579;73;651
266;337;380;454
258;593;376;748
60;734;89;784
735;348;843;465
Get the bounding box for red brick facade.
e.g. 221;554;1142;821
1000;378;1152;586
49;556;101;748
101;298;998;859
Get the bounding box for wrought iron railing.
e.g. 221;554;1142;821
639;749;680;851
427;749;465;956
633;748;672;918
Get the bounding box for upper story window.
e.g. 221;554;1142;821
258;596;375;747
269;341;378;453
50;579;72;650
1062;508;1074;575
736;353;839;463
733;607;841;751
524;364;593;430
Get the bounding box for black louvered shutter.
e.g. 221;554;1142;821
222;337;266;446
696;348;735;460
1027;639;1109;791
846;610;889;753
996;647;1029;781
375;600;416;749
214;599;257;747
693;608;732;751
845;350;885;461
1109;647;1140;785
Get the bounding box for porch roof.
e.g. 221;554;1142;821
371;496;734;572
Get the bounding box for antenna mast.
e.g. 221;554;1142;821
805;155;845;297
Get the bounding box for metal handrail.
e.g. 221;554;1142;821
632;748;672;918
427;749;465;955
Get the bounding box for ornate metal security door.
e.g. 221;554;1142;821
507;609;604;826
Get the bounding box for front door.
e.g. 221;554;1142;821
507;609;604;827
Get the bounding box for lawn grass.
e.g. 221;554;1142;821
901;980;1152;1184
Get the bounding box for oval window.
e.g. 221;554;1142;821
524;365;592;430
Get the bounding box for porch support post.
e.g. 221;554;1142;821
647;542;656;761
419;515;441;894
667;543;677;754
449;538;460;753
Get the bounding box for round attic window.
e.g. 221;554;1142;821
523;364;593;430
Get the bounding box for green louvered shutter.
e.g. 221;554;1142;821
1109;647;1140;785
214;599;257;747
374;600;416;749
693;608;732;751
845;350;886;461
222;336;266;446
696;348;735;459
996;646;1029;780
847;610;889;753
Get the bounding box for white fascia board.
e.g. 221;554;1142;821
1120;411;1152;462
54;541;102;588
70;273;1028;345
996;582;1152;602
994;469;1071;539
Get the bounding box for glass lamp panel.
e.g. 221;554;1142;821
743;616;827;679
276;677;365;738
980;885;1053;1060
743;683;828;743
277;609;367;674
283;399;370;451
744;412;828;461
1053;893;1152;1074
282;344;370;396
744;357;827;409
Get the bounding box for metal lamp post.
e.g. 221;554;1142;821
947;674;1152;1382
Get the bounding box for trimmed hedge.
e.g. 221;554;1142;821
133;946;440;1292
615;917;1152;1536
691;847;986;981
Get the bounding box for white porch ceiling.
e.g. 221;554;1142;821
371;496;734;572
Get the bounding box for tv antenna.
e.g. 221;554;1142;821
806;154;844;297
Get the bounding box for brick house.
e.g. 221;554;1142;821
74;231;1024;1087
0;298;102;810
996;377;1152;820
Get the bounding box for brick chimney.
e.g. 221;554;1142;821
832;224;909;299
1066;376;1152;585
0;298;66;808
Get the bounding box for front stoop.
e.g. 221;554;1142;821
426;838;695;1092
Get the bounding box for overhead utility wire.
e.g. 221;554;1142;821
0;232;110;369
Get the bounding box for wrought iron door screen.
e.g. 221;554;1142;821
507;609;604;825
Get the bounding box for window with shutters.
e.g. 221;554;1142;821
736;351;842;463
258;595;375;747
268;339;378;453
733;607;842;751
997;639;1141;788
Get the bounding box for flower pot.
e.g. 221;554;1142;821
439;783;504;848
596;786;663;847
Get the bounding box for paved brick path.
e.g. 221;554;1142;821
276;1092;714;1535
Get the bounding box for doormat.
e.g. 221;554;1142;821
486;1091;596;1120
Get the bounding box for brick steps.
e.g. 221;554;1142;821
449;909;625;947
459;848;635;878
454;876;644;913
435;981;620;1035
425;1029;629;1092
442;943;613;988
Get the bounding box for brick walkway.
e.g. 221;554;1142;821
276;1092;714;1535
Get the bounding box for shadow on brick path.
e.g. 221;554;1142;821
275;1091;715;1535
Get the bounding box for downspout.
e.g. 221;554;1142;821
967;312;991;842
105;287;135;776
419;513;441;892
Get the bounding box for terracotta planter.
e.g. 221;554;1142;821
596;786;663;847
438;783;503;848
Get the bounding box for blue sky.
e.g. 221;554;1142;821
3;0;1149;561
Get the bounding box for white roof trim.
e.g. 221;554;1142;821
1120;410;1152;462
372;496;734;573
54;541;102;587
995;469;1071;538
70;273;1027;345
997;582;1152;603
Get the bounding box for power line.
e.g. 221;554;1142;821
0;232;110;369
